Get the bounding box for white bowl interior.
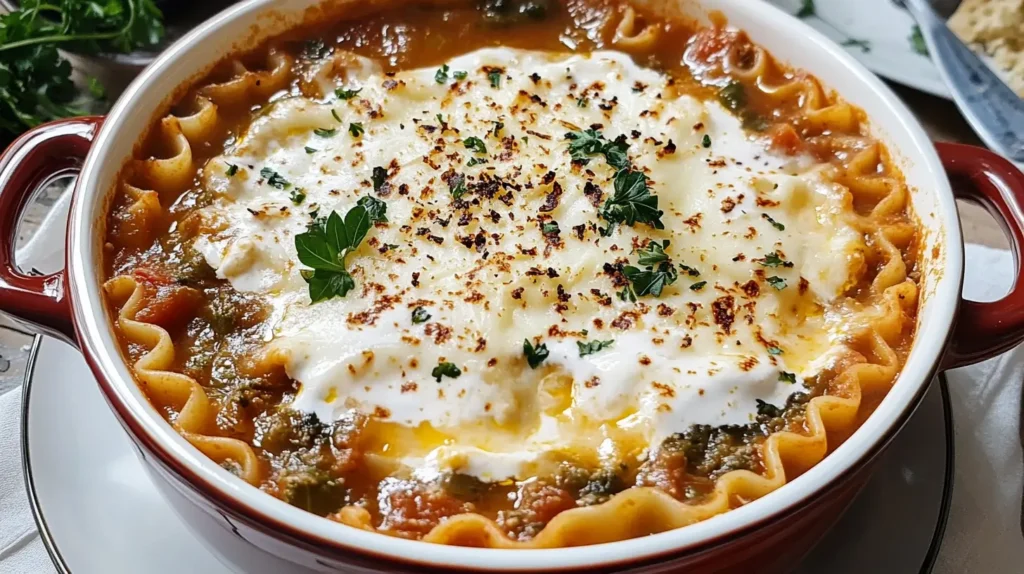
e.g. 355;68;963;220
68;0;963;569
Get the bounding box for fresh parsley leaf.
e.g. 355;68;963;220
304;146;318;154
760;252;794;268
463;137;487;154
260;167;291;189
636;240;670;266
412;306;431;324
779;371;797;384
87;77;105;99
600;169;665;234
435;64;450;84
577;339;614;357
302;268;355;302
335;87;362;100
766;276;787;290
453;70;468;80
564;128;629;169
910;25;928;56
449;173;467;200
488;70;502;88
314;127;337;138
622;262;678;298
541;221;560;235
523;339;549;369
357;196;388;223
718;81;747;112
432;361;461;382
767;346;784;356
294;204;381;302
349;122;365;137
702;134;712;148
225;164;238;176
689;280;707;291
372;166;388;192
467;157;488;167
290;189;306;205
796;0;815;18
762;213;785;231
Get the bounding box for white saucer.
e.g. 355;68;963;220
19;333;953;573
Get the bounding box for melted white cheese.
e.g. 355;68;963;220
194;48;865;481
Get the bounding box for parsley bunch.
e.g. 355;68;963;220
0;0;164;141
294;197;387;302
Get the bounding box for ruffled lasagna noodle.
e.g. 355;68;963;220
102;0;920;548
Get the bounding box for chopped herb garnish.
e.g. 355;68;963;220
621;261;678;299
565;128;629;169
453;70;468;80
718;81;747;112
435;64;450;84
678;264;700;277
349;122;365;137
412;306;431;324
492;121;504;137
796;0;815;18
577;339;614;357
304;146;318;154
841;38;871;53
523;339;550;369
260;167;291;189
314;127;337;138
432;361;461;382
636;240;670;266
762;213;785;231
760;252;794;268
357;196;389;223
463;137;487;154
766;276;787;290
910;25;928;56
702;134;712;148
331;109;343;123
384;243;399;251
542;221;560;234
372;166;388;192
577;97;589;107
689;280;707;291
449;173;467;200
294;201;386;303
467;157;488;167
488;70;502;88
335;87;362;100
290;189;306;205
779;371;797;384
767;346;783;356
756;399;783;417
225;164;238;176
600;169;665;234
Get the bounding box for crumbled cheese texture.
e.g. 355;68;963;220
195;48;866;480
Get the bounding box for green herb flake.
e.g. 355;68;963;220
453;70;468;80
225;164;239;176
349;122;365;137
290;189;306;205
718;81;747;112
463;137;487;154
314;127;337;138
622;261;678;299
678;264;700;277
779;371;798;384
88;77;106;99
689;280;707;291
488;70;502;88
841;38;871;53
542;221;560;235
756;399;783;418
435;64;450;84
796;0;815;18
702;134;712;148
335;87;362;100
565;128;630;169
636;240;670;266
910;25;928;56
412;306;431;324
760;252;794;268
766;276;787;290
432;361;461;382
357;196;389;223
577;97;589;108
449;173;467;200
523;339;550;369
260;167;291;189
577;339;614;357
767;346;784;356
372;166;388;192
492;121;504;137
762;213;785;231
331;109;343;123
600;169;665;234
304;146;318;154
467;157;488;167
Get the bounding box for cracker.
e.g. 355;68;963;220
948;0;1024;47
989;38;1024;96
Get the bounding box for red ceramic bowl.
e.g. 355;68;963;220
2;0;1024;572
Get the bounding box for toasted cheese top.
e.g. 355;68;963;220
194;48;866;481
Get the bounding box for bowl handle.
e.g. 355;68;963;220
939;142;1024;369
0;117;103;346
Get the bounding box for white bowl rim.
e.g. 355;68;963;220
65;0;964;569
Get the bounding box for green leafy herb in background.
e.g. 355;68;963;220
0;0;164;142
909;25;928;56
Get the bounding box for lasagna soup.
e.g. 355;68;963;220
103;0;920;547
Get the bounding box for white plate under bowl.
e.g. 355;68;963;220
19;333;953;573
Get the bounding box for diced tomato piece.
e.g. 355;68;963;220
378;479;471;539
769;124;804;156
132;268;203;330
687;28;739;66
498;481;576;541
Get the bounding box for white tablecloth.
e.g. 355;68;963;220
1;242;1022;572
